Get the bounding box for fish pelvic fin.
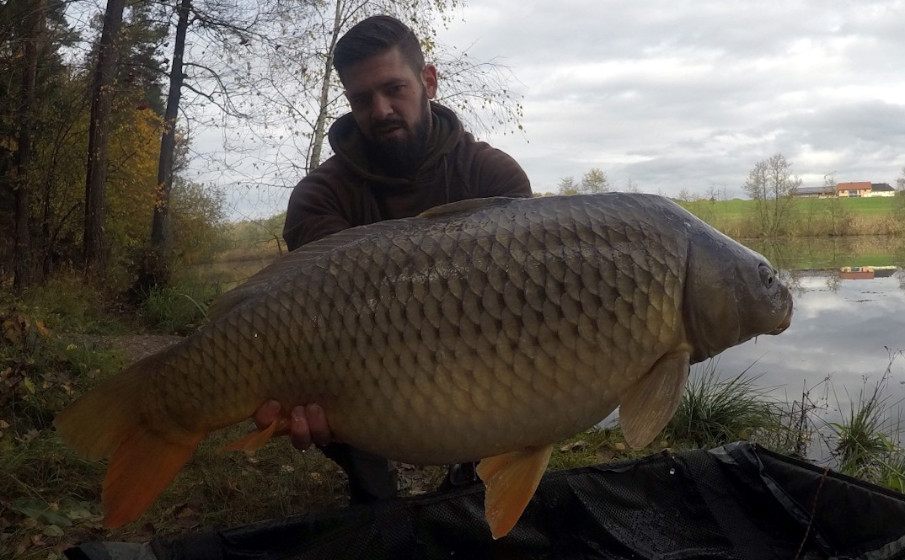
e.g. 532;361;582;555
54;356;203;528
220;416;287;453
476;444;554;540
620;349;691;448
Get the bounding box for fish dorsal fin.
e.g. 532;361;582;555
417;196;518;219
207;221;407;321
476;444;554;539
620;350;691;448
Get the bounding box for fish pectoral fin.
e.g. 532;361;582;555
620;350;690;449
476;444;554;540
220;417;286;453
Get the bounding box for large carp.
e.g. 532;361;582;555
55;193;792;538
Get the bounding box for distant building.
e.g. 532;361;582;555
795;185;836;198
868;183;896;197
840;266;875;280
836;181;872;197
792;181;896;198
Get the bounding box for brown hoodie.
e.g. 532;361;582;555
282;102;532;251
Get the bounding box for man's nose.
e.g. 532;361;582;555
371;94;394;121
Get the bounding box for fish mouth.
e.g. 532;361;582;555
768;308;793;335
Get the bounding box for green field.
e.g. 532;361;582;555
678;195;905;238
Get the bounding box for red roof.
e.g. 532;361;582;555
836;181;871;191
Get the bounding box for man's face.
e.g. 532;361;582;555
342;47;438;174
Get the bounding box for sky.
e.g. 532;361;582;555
196;0;905;220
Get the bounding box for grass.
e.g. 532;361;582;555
664;360;784;450
140;281;222;335
744;236;905;271
826;352;905;486
679;195;905;238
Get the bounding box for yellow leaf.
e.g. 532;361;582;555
35;321;51;338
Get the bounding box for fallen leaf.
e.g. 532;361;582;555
43;525;65;538
596;448;616;462
560;440;589;453
65;508;96;522
35;320;51;338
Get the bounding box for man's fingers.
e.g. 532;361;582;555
253;399;283;430
255;401;332;451
305;404;332;446
289;406;313;450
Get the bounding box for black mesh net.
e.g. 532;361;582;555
64;443;905;560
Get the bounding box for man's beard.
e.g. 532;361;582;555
365;95;431;177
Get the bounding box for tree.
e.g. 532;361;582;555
213;0;525;194
145;0;281;275
9;0;45;290
742;153;800;237
2;0;82;285
623;178;641;193
675;188;696;203
896;166;905;192
557;176;578;195
83;0;126;278
820;172;850;236
580;168;609;193
169;177;227;263
150;0;191;252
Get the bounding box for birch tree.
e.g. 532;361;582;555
211;0;524;197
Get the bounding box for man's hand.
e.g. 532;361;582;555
253;400;333;451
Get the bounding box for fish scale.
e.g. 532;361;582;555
55;193;793;536
278;203;666;460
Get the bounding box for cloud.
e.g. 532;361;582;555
199;1;905;218
438;0;905;197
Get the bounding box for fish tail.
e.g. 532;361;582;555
54;357;203;528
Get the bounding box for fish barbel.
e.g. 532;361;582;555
55;193;792;538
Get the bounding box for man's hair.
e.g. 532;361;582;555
334;15;425;80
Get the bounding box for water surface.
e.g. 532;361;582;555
701;237;905;455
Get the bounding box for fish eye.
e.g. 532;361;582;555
758;264;775;288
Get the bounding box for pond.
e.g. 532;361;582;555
702;235;905;456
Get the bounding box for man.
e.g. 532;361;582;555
254;14;532;504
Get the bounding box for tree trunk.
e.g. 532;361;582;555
12;0;44;290
150;0;191;250
83;0;126;279
309;0;343;170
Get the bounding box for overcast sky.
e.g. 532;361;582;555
434;0;905;197
207;0;905;219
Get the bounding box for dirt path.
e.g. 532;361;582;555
60;333;183;362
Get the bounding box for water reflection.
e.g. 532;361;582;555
708;263;905;455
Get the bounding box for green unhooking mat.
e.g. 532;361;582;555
64;442;905;560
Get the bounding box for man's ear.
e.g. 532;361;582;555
422;64;438;99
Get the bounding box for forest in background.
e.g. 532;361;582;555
1;0;523;297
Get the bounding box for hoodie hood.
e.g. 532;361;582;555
327;102;464;188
